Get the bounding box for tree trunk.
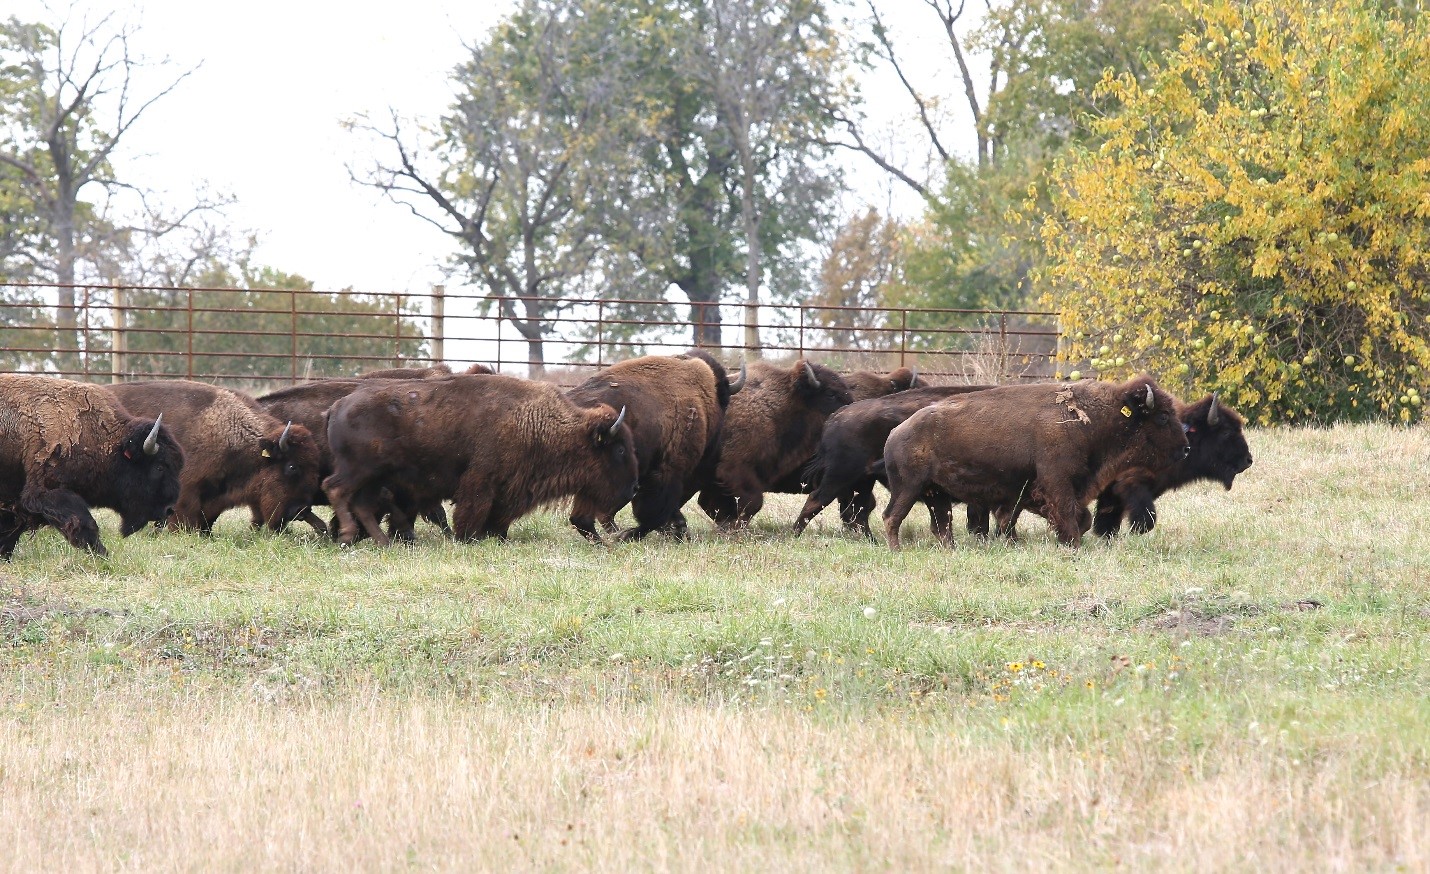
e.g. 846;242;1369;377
739;155;762;357
55;202;79;375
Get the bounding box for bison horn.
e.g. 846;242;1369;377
143;414;162;457
1207;393;1221;427
803;361;822;389
728;360;747;395
908;365;918;386
1143;384;1156;411
278;420;293;452
609;405;627;435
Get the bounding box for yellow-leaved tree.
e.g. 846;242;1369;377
1041;0;1430;424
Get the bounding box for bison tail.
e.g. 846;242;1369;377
801;454;827;490
868;459;888;484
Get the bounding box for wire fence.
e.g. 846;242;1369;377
0;282;1062;389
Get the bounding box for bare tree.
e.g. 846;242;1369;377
0;10;198;370
350;1;616;377
693;0;843;354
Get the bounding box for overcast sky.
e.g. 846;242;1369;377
13;1;975;296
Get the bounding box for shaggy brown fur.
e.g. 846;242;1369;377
0;375;183;557
322;374;638;545
108;381;321;534
566;352;732;540
882;376;1190;549
358;364;453;379
695;358;853;527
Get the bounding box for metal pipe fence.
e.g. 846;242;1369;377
0;282;1062;389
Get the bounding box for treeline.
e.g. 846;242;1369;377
3;1;1428;421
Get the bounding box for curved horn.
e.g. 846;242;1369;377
143;413;162;457
728;360;747;395
1143;384;1156;411
278;420;293;452
1206;393;1221;427
608;405;627;436
908;365;918;386
802;361;822;389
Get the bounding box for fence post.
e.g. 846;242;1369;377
899;310;908;368
290;288;298;383
431;284;445;365
111;286;126;383
186;288;194;379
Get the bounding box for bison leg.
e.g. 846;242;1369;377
21;487;106;556
966;504;991;538
451;494;494;542
924;493;955;547
295;507;329;536
840;483;878;539
323;473;385;546
880;462;925;552
993;505;1022;540
0;509;34;559
1120;487;1158;535
351;492;391;547
1035;486;1086;547
1092;497;1123;537
568;498;606;543
623;480;685;540
421;502;452;535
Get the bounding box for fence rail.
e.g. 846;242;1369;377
0;282;1062;388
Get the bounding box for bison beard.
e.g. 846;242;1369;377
108;380;321;533
882;376;1190;549
566;351;739;541
0;375;183;558
322;375;638;546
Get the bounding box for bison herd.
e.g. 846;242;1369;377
0;354;1253;560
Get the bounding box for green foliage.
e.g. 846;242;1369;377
1042;0;1430;424
121;264;427;380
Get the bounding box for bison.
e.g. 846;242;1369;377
791;384;994;537
356;364;453;379
108;380;322;533
882;376;1190;549
0;375;183;558
694;359;853;528
1091;393;1253;536
322;374;637;545
566;351;743;540
844;366;924;402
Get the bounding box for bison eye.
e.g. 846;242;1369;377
1155;413;1169;425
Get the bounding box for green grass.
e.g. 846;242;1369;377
1;423;1427;870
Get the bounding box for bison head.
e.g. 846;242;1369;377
793;359;853;414
111;416;185;536
578;403;640;510
1118;376;1190;467
888;366;924;393
1181;393;1253;489
253;420;322;529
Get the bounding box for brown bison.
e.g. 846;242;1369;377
791;384;994;537
0;375;183;558
567;351;743;540
322;374;637;545
108;380;322;533
844;366;924;402
357;364;453;379
256;378;462;538
695;359;853;528
1092;393;1252;535
882;376;1190;549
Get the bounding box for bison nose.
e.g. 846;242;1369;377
1241;453;1254;471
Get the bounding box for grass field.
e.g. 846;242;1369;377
1;424;1427;871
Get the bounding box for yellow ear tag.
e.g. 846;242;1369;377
261;449;272;458
1120;405;1133;418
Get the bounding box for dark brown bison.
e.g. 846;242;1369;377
256;378;461;538
844;366;925;402
1091;393;1252;536
882;376;1190;549
566;351;743;540
323;374;637;545
695;359;853;528
108;380;322;533
0;375;183;558
791;384;994;537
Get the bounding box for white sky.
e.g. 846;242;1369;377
12;1;979;307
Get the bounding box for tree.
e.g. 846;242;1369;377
809;207;903;351
1042;0;1430;424
351;0;617;376
828;1;1185;313
690;0;845;353
0;11;198;371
